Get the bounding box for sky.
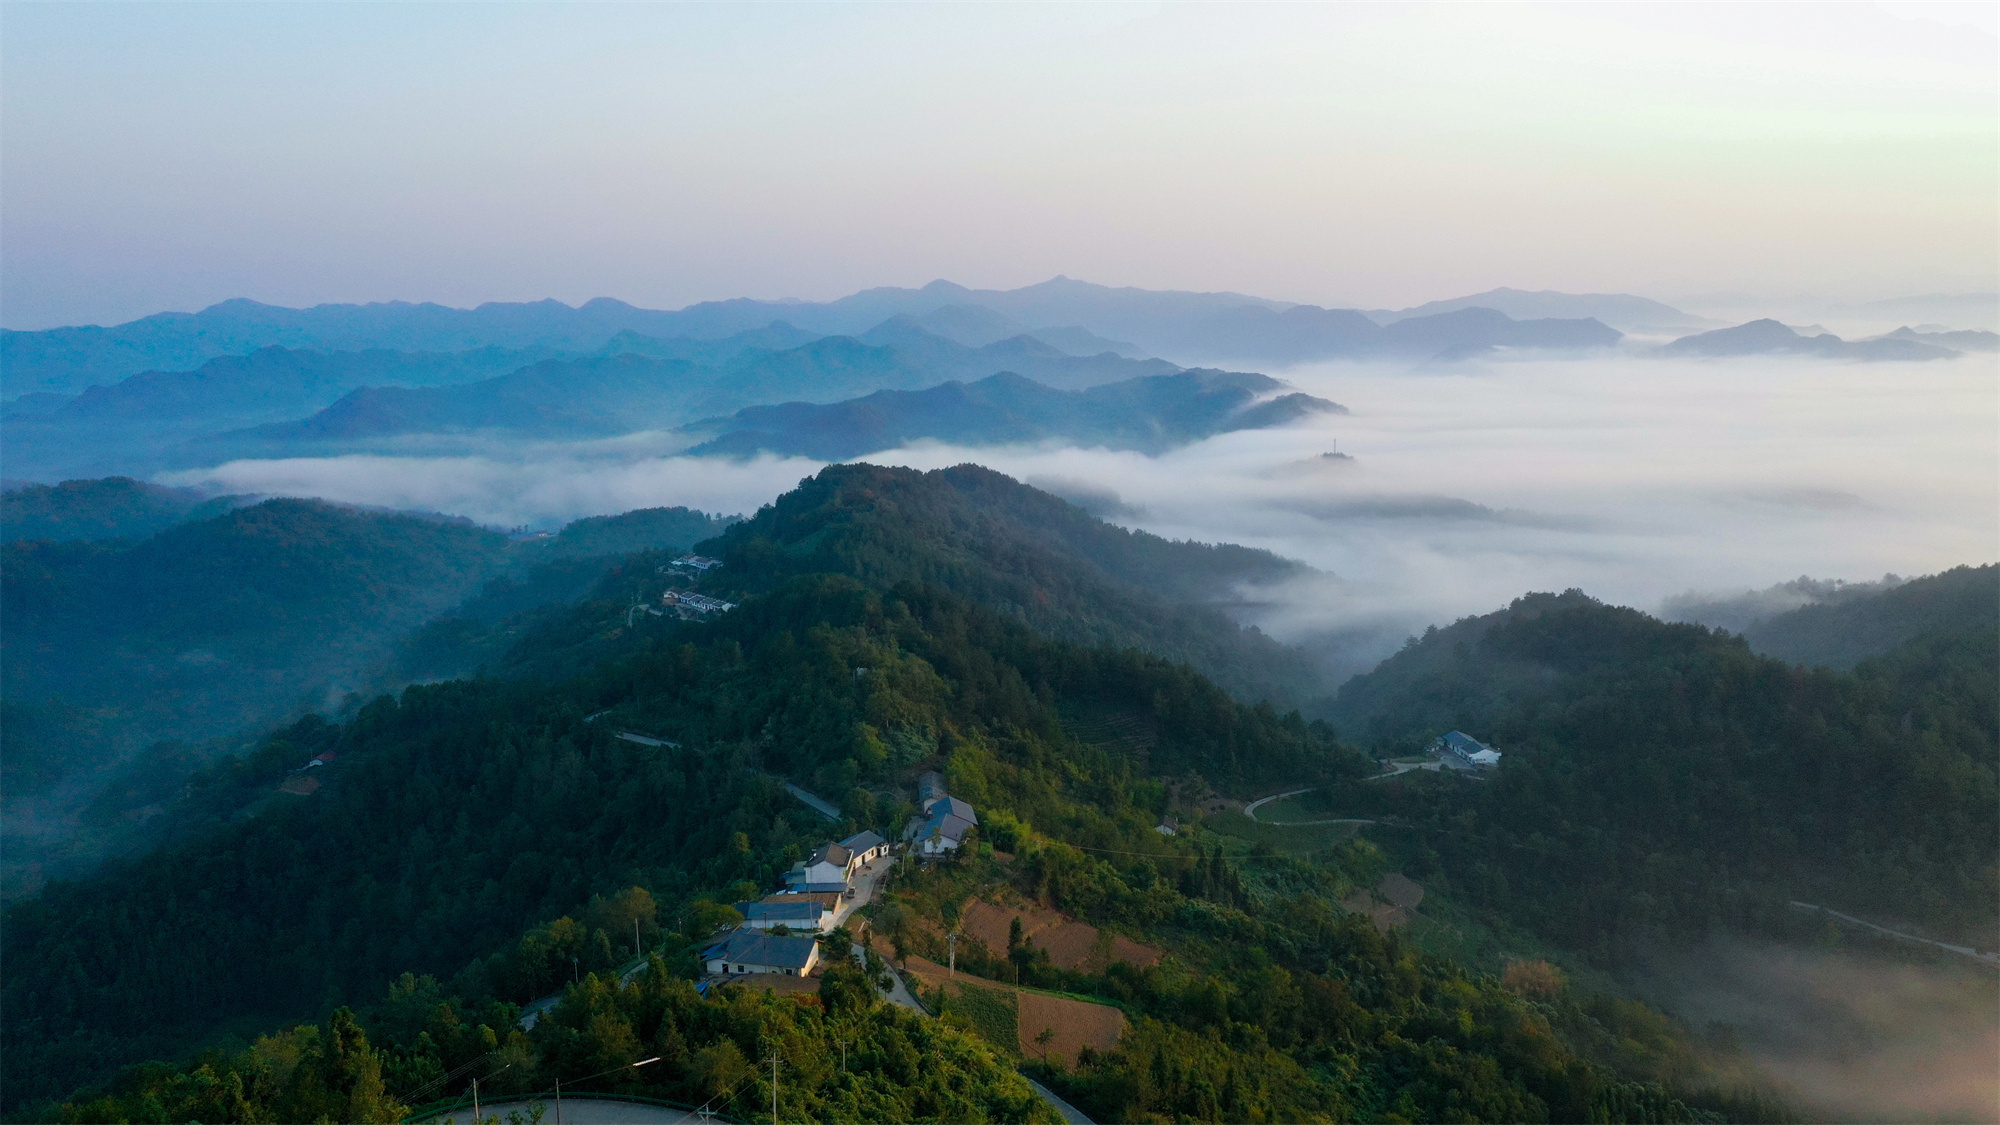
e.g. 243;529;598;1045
3;2;1996;329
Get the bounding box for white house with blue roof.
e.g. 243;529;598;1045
1431;730;1502;768
904;794;978;856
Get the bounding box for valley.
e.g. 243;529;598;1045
2;281;1994;1125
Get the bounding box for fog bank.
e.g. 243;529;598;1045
1634;937;2000;1124
164;352;1999;679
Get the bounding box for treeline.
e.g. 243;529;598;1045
46;946;1051;1124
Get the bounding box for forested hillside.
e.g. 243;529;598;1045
1329;591;1999;953
7;571;1730;1123
7;466;1985;1122
2;500;511;748
690;463;1325;706
0;495;733;796
1743;563;1997;670
428;465;1329;712
0;477;245;542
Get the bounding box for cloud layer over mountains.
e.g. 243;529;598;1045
158;348;1998;682
8;276;1994;686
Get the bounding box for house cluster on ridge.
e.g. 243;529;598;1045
903;770;978;857
1431;730;1502;769
703;828;890;977
661;589;737;619
781;830;888;893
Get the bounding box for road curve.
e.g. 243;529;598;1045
1242;788;1314;819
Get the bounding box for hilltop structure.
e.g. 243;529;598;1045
1432;730;1502;769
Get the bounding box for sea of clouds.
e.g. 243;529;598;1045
164;351;1999;676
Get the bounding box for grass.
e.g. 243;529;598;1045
1253;794;1355;824
1203;809;1364;855
1353;823;1625;994
941;979;1019;1055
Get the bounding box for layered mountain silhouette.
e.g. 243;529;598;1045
213;325;1180;445
1876;325;1998;352
681;369;1342;460
5;277;1631;393
1661;318;1962;360
1366;287;1716;332
4;320;1188;479
1;345;563;482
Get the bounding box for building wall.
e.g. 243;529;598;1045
705;948;819;976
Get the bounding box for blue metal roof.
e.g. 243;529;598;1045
701;930;819;970
739;900;826;922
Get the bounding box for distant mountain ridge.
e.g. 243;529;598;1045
1660;318;1961;360
1878;325;1999;352
1;345;561;481
3;320;1187;480
5;277;1633;394
681;369;1342;460
205;323;1185;452
1368;287;1716;332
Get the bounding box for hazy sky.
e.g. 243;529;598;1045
4;2;1995;329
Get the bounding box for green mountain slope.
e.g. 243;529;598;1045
5;567;1729;1123
1329;592;1998;953
1743;563;1997;671
692;463;1326;706
1;495;736;779
1;499;514;746
0;477;245;542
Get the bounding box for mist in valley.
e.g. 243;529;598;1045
1632;936;2000;1124
163;349;2000;681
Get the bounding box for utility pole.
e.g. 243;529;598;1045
471;1078;480;1125
947;931;959;978
771;1049;779;1125
635;917;642;959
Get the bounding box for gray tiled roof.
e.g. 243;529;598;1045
701;930;819;970
839;829;887;853
929;797;978;825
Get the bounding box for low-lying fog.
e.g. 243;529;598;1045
1633;938;2000;1124
165;352;1999;678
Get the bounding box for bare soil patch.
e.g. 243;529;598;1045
958;898;1162;972
903;955;1125;1069
1378;872;1426;910
1342;872;1427;934
1017;989;1125;1069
